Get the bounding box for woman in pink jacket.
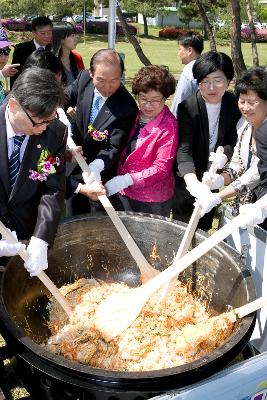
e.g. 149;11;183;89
105;65;178;217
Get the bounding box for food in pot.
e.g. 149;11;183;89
45;278;236;371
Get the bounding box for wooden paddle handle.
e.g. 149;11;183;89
0;221;72;317
67;137;156;279
144;194;267;297
235;296;267;319
176;145;225;258
159;147;225;301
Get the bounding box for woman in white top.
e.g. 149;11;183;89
173;51;240;230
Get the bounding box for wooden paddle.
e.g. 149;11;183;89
0;220;72;317
93;194;267;341
234;295;267;319
159;146;225;301
67;136;158;282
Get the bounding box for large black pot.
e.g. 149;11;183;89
0;213;256;400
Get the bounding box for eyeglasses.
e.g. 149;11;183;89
0;47;11;56
199;77;226;89
138;95;164;107
22;106;58;127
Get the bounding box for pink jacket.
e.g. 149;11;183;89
118;105;178;202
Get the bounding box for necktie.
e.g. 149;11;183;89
9;135;25;190
89;95;101;124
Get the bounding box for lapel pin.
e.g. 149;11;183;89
37;144;41;149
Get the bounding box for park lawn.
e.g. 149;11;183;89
8;25;267;86
76;34;267;83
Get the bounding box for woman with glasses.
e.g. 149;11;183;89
104;65;178;217
173;50;241;230
0;29;20;105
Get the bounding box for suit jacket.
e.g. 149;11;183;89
64;70;138;194
0;104;67;246
10;40;50;88
177;90;241;180
255;119;267;199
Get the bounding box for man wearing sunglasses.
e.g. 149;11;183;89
0;67;67;277
10;16;53;88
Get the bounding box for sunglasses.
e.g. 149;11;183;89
0;47;11;56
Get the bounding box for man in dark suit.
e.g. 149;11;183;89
0;67;67;276
10;16;53;88
65;48;138;214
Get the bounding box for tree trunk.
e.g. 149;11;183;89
196;0;216;50
116;5;151;66
245;0;259;66
229;0;246;76
143;14;148;37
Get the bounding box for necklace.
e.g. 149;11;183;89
140;115;153;124
209;108;221;145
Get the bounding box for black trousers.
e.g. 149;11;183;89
117;194;173;218
172;175;215;231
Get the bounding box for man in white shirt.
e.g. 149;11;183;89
171;31;203;117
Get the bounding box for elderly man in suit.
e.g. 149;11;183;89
65;48;138;214
10;16;53;88
0;67;67;276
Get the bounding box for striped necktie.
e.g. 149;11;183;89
89;94;101;124
9;135;25;190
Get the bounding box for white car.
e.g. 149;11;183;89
254;21;262;29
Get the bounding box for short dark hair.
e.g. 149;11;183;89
235;67;267;100
178;31;204;54
193;51;235;83
24;50;64;77
31;16;53;31
52;22;76;57
11;67;64;117
132;65;176;99
90;49;124;77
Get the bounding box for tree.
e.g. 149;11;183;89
245;0;259;66
229;0;246;76
121;0;173;36
116;5;151;65
178;0;225;50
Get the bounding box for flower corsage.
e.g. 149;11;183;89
88;124;108;141
29;148;60;182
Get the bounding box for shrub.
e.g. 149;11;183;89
158;27;192;39
241;27;267;42
84;20;137;35
2;18;31;31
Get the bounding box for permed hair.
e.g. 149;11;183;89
235;67;267;100
132;65;176;99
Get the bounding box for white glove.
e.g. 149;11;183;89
186;180;211;200
24;236;48;277
195;192;222;217
239;203;267;229
202;172;225;190
0;230;26;257
105;174;134;197
83;159;104;184
209;151;228;169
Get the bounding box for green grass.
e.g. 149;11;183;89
75;33;267;84
7;24;267;86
